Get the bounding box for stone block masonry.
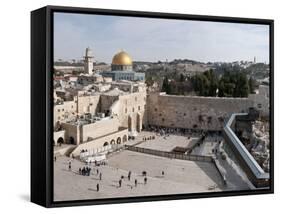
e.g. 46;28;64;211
147;93;254;131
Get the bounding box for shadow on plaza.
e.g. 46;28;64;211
91;177;101;181
194;161;224;190
109;184;120;188
88;188;98;192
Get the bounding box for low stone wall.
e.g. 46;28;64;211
71;128;128;157
223;113;270;188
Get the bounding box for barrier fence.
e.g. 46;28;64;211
125;145;213;162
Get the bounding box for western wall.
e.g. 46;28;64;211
146;92;254;131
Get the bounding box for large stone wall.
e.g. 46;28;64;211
115;92;147;132
100;95;119;114
147;93;254;131
54;101;77;126
60;122;80;145
81;118;120;142
77;95;100;115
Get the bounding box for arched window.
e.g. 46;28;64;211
69;137;75;144
57;137;64;145
117;137;121;144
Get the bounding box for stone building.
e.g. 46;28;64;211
53;85;147;147
248;85;269;117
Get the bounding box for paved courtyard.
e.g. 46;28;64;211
54;147;249;201
133;131;199;152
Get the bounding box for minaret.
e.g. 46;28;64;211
84;47;94;75
254;56;256;64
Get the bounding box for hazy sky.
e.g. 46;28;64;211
54;12;270;63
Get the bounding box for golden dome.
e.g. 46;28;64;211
112;51;132;65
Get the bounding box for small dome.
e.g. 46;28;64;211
112;51;132;65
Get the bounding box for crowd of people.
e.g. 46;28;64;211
62;158;167;192
79;166;92;176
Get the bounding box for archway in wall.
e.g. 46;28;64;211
117;137;121;144
57;137;64;145
136;113;142;132
69;137;75;145
123;135;127;142
110;139;115;145
128;116;132;131
103;142;109;147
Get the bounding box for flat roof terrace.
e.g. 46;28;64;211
65;115;113;126
132;131;199;152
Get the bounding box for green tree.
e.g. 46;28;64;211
161;76;171;94
145;76;154;87
191;70;218;96
249;77;255;94
179;73;185;82
218;71;249;97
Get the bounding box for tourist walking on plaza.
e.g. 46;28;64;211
119;179;122;187
128;171;131;181
96;183;99;192
162;170;165;177
68;162;71;171
135;179;137;187
99;172;102;180
144;177;147;185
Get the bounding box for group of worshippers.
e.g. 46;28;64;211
143;135;155;141
79;166;91;176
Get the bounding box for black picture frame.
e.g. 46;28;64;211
31;5;274;208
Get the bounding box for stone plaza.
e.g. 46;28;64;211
54;132;250;201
